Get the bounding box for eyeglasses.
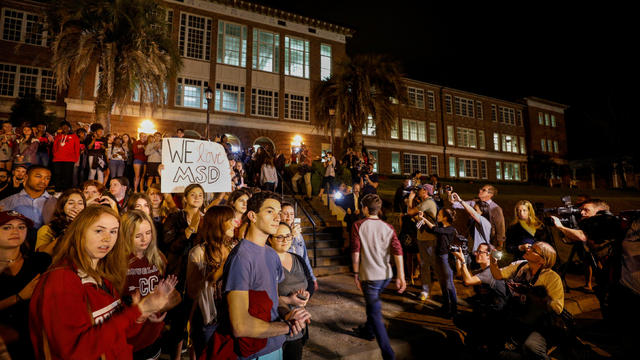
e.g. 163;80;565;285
479;188;491;193
273;234;292;242
527;246;544;258
474;250;489;255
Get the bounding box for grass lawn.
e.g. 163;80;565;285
377;177;640;224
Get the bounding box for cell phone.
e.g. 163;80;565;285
296;293;308;301
294;218;301;225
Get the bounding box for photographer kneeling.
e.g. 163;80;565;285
490;242;564;360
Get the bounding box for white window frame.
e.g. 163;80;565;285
449;156;456;177
427;90;436;111
501;134;518;153
402;119;426;142
430;155;439;176
445;94;452;114
476;101;483;119
251;88;279;118
491;104;497;122
553;140;559;153
390;119;399;139
456;127;477;149
454;96;474;117
503;162;521;181
407;87;425;108
0;63;56;101
252;28;279;73
493;132;500;151
447;125;455;145
544;113;550;126
499;106;516;125
478;130;485;150
403;153;428;175
458;158;479;178
541;139;547;152
179;12;212;61
320;43;332;80
214;82;245;113
496;161;502;180
217;21;247;67
1;8;48;47
284;36;310;78
538;112;544;125
284;93;309;121
176;77;208;109
429;122;437;144
551;114;556;127
516;109;523;126
519;136;526;154
480;160;488;179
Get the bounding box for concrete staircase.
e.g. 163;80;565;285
287;195;351;277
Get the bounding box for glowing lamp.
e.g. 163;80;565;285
291;135;303;147
138;119;157;135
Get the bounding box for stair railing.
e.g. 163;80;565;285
279;169;317;268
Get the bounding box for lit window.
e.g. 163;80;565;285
493;133;500;151
541;139;546;152
403;153;428;175
519;136;526;154
480;160;488;179
320;44;332;80
447;125;455;145
429;122;437;144
218;21;247;67
0;63;56;100
390;119;398;139
551;114;556;127
454;96;474;117
391;152;400;174
215;83;245;113
252;29;279;72
458;158;479;178
538;112;544;125
449;157;456;177
478;130;485;150
1;9;48;46
176;77;208;109
361;116;376;136
402;119;426;142
553;140;559;153
430;155;439;176
284;36;310;78
284;93;309;121
251;88;278;117
456;127;477;148
496;161;502;180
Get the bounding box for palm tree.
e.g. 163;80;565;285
47;0;182;132
312;54;405;154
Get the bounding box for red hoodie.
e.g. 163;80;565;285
52;133;80;163
29;262;142;360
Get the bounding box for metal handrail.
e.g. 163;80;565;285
279;170;318;268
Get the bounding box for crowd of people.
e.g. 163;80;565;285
0;119;637;359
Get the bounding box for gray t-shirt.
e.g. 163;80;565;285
472;216;492;252
278;254;308;341
474;267;508;311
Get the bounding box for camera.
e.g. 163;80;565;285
541;196;581;229
450;244;469;254
445;185;452;192
491;249;503;261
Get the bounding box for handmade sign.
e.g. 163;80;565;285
161;138;232;193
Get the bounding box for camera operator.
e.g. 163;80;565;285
393;179;412;213
317;151;336;199
551;199;624;318
407;184;437;301
359;164;378;197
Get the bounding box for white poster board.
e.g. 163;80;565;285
161;138;232;194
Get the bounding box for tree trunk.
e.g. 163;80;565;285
353;131;363;157
95;92;112;133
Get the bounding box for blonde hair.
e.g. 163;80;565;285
51;205;127;292
533;241;556;269
513;200;543;229
120;210;165;276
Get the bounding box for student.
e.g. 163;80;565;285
36;188;86;254
29;205;177;359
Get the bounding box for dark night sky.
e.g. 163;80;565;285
251;0;639;161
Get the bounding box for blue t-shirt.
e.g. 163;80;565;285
224;239;285;359
472;216;492;252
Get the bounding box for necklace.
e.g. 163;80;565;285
0;253;21;263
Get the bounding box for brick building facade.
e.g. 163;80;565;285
1;0;568;183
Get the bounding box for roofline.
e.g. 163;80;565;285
211;0;355;36
524;96;569;110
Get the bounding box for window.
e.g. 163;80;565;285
1;9;48;46
369;150;378;173
214;83;245;113
547;139;553;153
0;63;56;100
544;113;550;126
499;106;516;125
503;162;521;181
284;93;309;121
454;96;474;117
445;95;452;114
176;77;208;108
430;156;439;176
493;132;500;151
251;88;278;117
478;130;485;150
541;139;546;152
390;119;398;139
496;161;502;180
252;29;279;72
179;13;212;60
551;114;556;127
427;90;435;111
447;125;454;145
522;164;528;182
217;21;247;67
403;153;427;175
449;157;456;177
456;127;477;148
429;122;437;144
407;87;425;108
519;136;526;154
476;101;483;119
361;116;376;136
553;140;559;153
402;119;426;142
150;7;173;34
480;160;488;179
491;104;497;122
320;44;331;80
516;110;523;126
391;152;400;174
501;134;518;153
284;36;310;78
538;112;544;125
458;158;479;178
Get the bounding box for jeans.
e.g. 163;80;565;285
109;159;125;178
361;278;395;360
434;253;457;315
418;240;435;293
36;152;49;167
499;331;549;360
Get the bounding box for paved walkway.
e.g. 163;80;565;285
302;273;602;360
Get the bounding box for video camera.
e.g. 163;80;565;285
401;180;419;198
541;195;581;229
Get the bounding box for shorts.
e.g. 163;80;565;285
133;159;145;165
146;162;160;177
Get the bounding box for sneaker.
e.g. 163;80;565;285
352;325;375;341
419;291;429;301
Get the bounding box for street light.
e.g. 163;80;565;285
204;86;213;140
329;108;336;152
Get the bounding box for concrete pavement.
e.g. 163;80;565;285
302;273;601;360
